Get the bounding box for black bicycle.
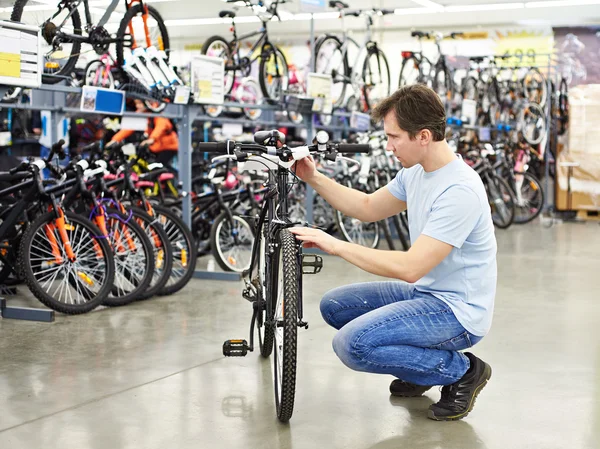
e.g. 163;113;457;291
198;130;369;422
201;0;289;102
10;0;169;83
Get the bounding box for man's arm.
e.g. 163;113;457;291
333;234;452;283
289;227;452;283
309;171;407;222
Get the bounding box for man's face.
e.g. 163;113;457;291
383;111;422;169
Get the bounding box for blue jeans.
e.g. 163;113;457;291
320;282;483;386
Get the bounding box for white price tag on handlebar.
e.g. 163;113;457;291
208;168;217;179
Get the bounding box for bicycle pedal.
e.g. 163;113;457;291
223;339;249;357
301;254;323;275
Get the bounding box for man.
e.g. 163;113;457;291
290;84;497;421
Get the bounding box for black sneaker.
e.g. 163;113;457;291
389;379;433;397
428;352;492;421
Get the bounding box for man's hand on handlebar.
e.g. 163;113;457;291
292;155;317;183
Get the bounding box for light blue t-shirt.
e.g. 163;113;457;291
387;157;497;336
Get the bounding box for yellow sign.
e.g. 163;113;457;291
197;80;212;99
184;44;203;51
0;52;21;77
494;30;553;68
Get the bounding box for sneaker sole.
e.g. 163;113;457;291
427;364;492;421
390;388;432;398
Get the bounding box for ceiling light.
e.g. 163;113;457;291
395;7;439;15
164;18;228;26
525;0;600;7
445;2;525;12
408;0;444;10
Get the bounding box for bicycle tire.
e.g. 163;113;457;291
11;0;82;84
116;4;170;70
152;204;198;296
210;211;254;273
391;214;410;251
129;207;174;300
362;47;391;111
314;35;348;108
84;59;115;89
433;64;454;101
485;174;516;229
103;208;155;306
258;45;289;102
521;102;547;145
512;172;545;224
257;228;274;357
18;211;115;314
271;229;298;423
398;55;422;87
523;67;547;107
201;35;235;94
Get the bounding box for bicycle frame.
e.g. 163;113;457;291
47;0;146;45
243;163;306;352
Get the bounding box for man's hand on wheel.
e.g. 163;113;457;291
289;227;341;255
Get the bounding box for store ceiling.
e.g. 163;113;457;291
0;0;599;42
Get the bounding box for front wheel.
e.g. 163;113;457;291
210;212;254;273
18;211;115;314
512;172;544;224
270;229;299;423
485;174;516;229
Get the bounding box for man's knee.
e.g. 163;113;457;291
332;327;369;372
319;286;346;329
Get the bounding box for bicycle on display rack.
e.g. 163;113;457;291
314;1;392;111
201;0;290;102
398;30;464;101
10;0;170;85
197;130;369;422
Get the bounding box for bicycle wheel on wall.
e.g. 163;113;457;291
201;36;236;94
11;0;82;83
270;229;299;423
314;35;349;108
116;3;170;70
362;47;391;111
259;46;289;102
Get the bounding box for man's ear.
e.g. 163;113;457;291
419;129;432;146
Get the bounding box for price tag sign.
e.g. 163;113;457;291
350;111;371;131
461;99;477;125
174;86;191;104
307;72;333;114
0;20;41;88
191;55;224;105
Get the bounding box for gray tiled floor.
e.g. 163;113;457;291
0;221;599;449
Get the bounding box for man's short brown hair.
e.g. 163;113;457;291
371;84;446;142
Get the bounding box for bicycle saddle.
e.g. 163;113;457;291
219;10;236;19
411;31;429;39
329;1;349;9
470;56;485;63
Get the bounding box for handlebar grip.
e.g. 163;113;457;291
51;139;66;152
411;31;419;37
196;141;233;153
338;144;371;153
81;141;101;153
9;162;28;175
